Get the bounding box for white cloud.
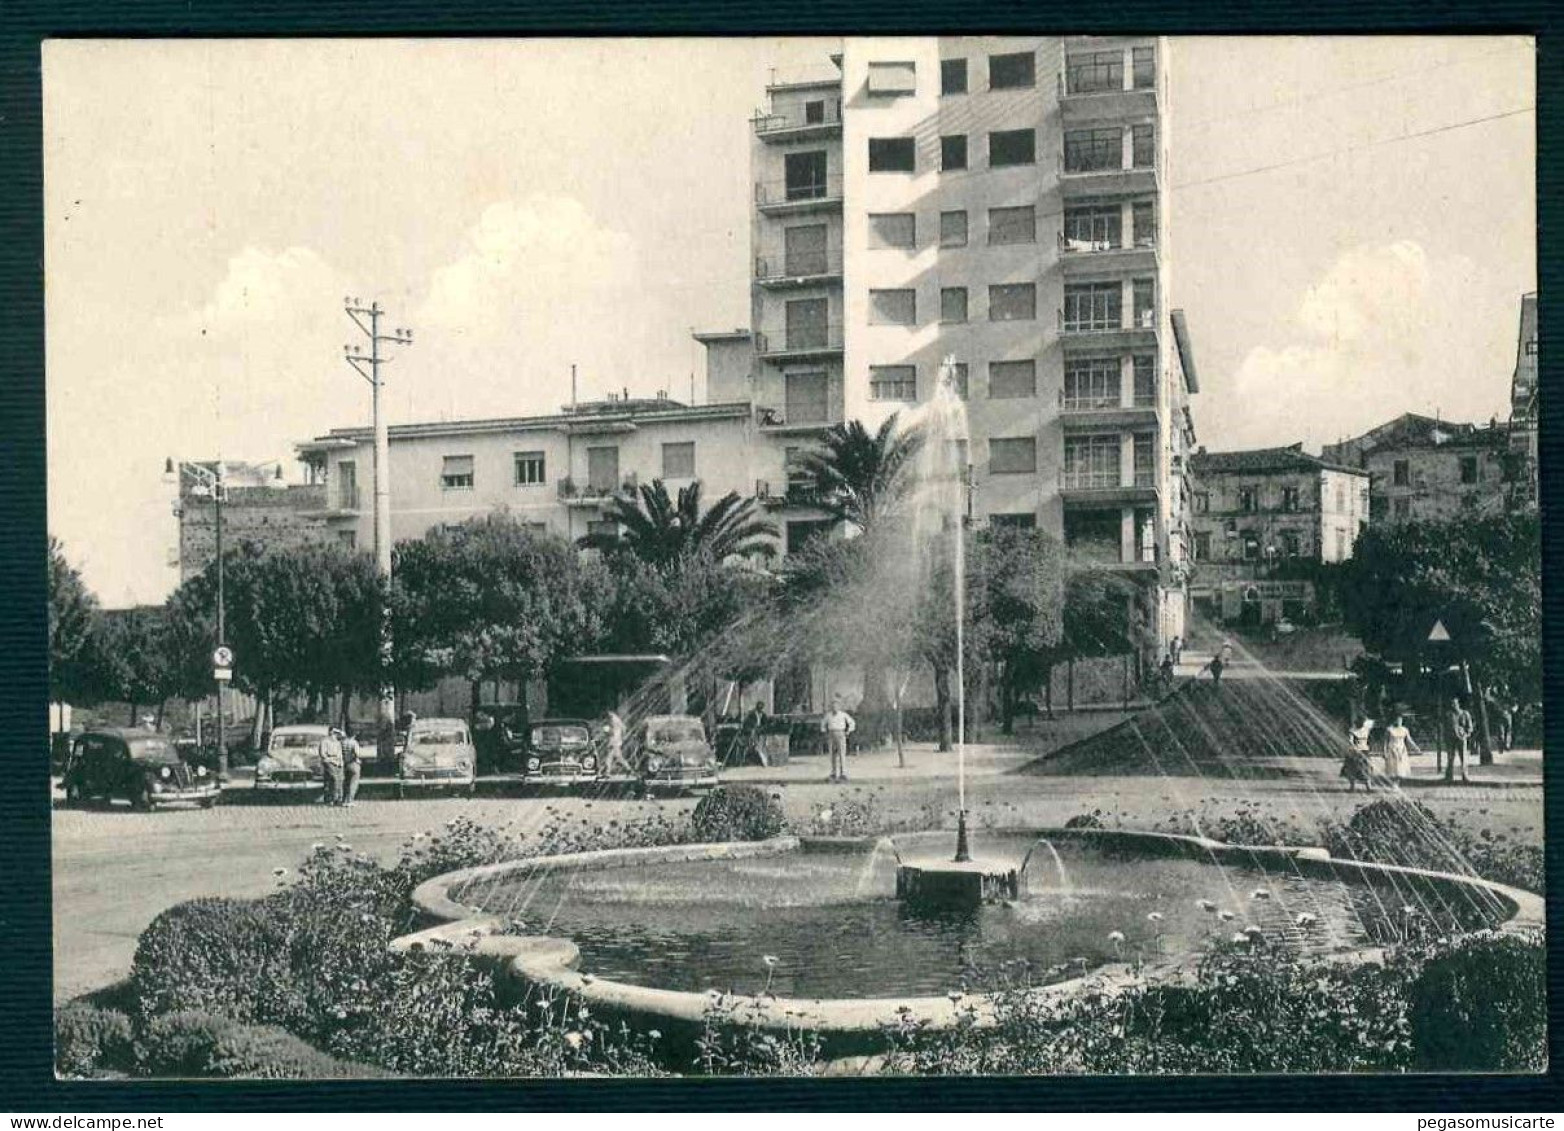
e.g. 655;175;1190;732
1227;240;1508;450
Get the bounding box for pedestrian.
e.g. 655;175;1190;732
1341;715;1376;792
338;728;361;807
1169;635;1183;665
821;698;856;783
1446;697;1474;783
1220;641;1234;665
1203;653;1226;687
745;702;768;766
604;709;631;776
1490;696;1514;752
318;727;344;806
1383;712;1419;781
1158;653;1176;696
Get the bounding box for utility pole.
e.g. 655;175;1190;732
344;299;413;765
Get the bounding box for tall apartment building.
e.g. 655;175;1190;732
722;35;1199;648
1509;291;1538;505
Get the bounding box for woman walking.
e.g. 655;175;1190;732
1341;715;1376;793
1383;713;1420;782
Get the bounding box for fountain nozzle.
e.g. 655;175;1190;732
954;809;971;863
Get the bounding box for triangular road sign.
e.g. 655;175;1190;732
1428;619;1452;643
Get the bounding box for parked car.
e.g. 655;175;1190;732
521;718;600;785
470;704;532;775
62;727;221;809
398;717;477;798
628;714;719;794
253;724;328;798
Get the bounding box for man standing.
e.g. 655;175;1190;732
1446;697;1474;783
338;728;361;808
821;699;856;783
318;728;344;806
604;709;631;776
1169;635;1183;665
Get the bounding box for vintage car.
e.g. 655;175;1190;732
253;725;328;796
398;716;477;797
630;714;720;794
469;704;532;775
521;718;600;785
62;727;221;809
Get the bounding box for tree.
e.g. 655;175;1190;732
794;415;925;530
575;479;778;564
84;606;181;726
976;526;1067;734
1339;512;1541;761
48;538;99;705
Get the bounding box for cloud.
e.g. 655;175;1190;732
196;246;350;326
1227;240;1505;450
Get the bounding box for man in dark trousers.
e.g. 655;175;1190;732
1445;696;1474;783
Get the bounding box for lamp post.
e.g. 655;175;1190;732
168;458;230;783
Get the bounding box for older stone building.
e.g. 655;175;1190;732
1320;413;1515;524
175;461;329;582
1188;444;1369;626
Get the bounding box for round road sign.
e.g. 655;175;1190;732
213;646;234;668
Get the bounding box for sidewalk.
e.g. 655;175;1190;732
722;740;1036;786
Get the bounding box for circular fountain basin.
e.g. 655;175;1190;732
403;827;1541;1046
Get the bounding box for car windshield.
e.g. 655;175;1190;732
127;737;182;764
533;725;590;746
414;729;466;746
272;733;321;750
647;719;705;745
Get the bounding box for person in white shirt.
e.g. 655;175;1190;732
821;699;856;783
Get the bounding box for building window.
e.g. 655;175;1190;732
1242;532;1261;562
1194;531;1212;561
1132;200;1156;247
1238;486;1258;513
441;455;475;490
1194;491;1210;514
1393;459;1410;486
868;137;916;173
514;451;546;486
869;288;917;326
1132;46;1155;88
1281;485;1300;512
783;224;830;275
868;212;916;250
940;287;968;324
940;135;968;171
1525;338;1537;356
1064;357;1119;409
988;205;1037;245
336;460;358;510
940;57;968;95
989;283;1037;322
990;436;1038;475
1064;435;1119;488
867;61;916;95
1334;484;1346;512
586;446;619;492
1393;497;1411;519
804;99;827;124
1066;50;1122;94
1459;455;1478;484
1132;124;1155;168
869;365;917;402
1370;495;1388;520
1281;531;1301;557
1132;355;1156;406
1063;204;1121;248
989;128;1036;167
949;362;969;399
783;150;830;201
784;371;830;424
784;297;831;349
1133;434;1155;485
1064;281;1121;331
991;513;1037;529
662;441;696;479
586;518;619;543
988;50;1036;90
337;529;357;551
1132;278;1156;328
939;210;968;247
989;359;1037;400
1065;128;1122;173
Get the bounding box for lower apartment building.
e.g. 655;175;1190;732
1188;444;1369;626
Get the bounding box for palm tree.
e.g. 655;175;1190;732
794;415;925;530
576;479;779;565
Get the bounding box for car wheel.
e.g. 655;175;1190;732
396;784;405;801
132;786;154;811
200;795;219;810
63;779;83;807
465;783;476;798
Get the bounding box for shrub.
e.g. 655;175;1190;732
1325;799;1544;893
1063;811;1104;830
808;788;884;837
694;992;823;1075
130;898;301;1028
55;1005;134;1077
1407;930;1546;1072
137;1010;383;1078
690;784;786;842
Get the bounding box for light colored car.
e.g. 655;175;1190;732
254;725;328;796
398;717;477;797
632;714;720;794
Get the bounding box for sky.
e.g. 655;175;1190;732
43;36;1535;607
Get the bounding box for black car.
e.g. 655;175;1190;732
63;727;221;809
471;705;533;774
521;718;601;785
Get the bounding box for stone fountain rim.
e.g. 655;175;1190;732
399;826;1543;1036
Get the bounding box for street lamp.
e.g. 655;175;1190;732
168;458;231;783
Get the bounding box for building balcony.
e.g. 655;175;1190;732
1058;394;1159;430
752;101;842;142
755;175;844;214
756;478;827;508
756;406;840;435
558;474;638;506
1058;237;1159;278
1067;537;1161;571
755;248;843;287
1059;161;1159;200
1059;308;1160;351
755;322;844;361
1059;83;1158;126
1059;470;1159;507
